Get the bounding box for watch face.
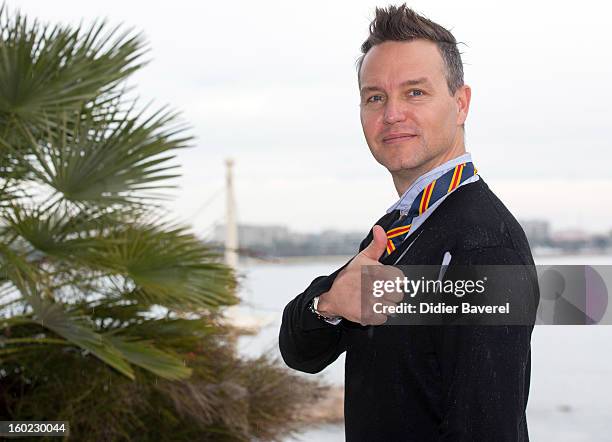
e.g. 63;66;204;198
308;298;318;314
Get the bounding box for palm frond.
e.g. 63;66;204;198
107;335;192;381
0;6;320;440
0;7;147;134
20;106;191;205
22;298;136;379
87;221;238;310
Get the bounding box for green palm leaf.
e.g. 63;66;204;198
87;221;238;310
107;336;192;381
16;106;190;205
0;0;236;394
17;289;136;380
0;7;146;140
0;6;319;440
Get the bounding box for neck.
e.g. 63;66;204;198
392;144;466;196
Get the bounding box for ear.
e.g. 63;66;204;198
455;84;471;126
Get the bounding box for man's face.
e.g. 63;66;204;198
359;39;470;175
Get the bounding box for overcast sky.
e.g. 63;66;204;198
14;0;612;236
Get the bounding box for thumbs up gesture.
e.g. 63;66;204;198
316;225;405;325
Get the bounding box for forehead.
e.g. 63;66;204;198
359;39;446;87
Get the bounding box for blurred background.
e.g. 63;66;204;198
4;0;612;440
15;0;612;237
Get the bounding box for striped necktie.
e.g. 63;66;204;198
384;162;478;256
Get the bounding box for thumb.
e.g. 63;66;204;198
361;225;388;261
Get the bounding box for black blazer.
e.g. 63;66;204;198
279;178;540;442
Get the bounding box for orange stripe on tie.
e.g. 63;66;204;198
419;186;426;213
419;184;429;214
473;167;478;176
387;225;411;235
419;181;435;214
386;239;396;255
424;180;435;211
448;165;460;192
387;225;411;239
447;163;465;193
455;163;465;188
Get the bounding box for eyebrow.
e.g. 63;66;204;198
360;77;432;95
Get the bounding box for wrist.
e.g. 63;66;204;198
316;291;337;318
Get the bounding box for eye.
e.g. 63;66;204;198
366;95;384;104
408;89;424;97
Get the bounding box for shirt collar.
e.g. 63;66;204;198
386;152;473;214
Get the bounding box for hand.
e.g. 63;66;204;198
317;225;405;325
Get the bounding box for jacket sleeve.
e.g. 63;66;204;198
278;228;379;374
430;246;539;442
278;263;351;374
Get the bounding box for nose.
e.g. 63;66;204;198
383;97;406;125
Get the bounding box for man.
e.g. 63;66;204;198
279;4;539;441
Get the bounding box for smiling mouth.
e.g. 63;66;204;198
382;135;417;144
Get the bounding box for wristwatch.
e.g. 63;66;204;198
309;295;342;323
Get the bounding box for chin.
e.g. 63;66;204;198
374;144;426;169
378;155;426;173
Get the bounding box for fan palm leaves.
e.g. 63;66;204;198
0;3;237;384
0;6;324;441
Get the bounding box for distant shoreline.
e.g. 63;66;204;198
241;255;353;265
241;249;612;265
